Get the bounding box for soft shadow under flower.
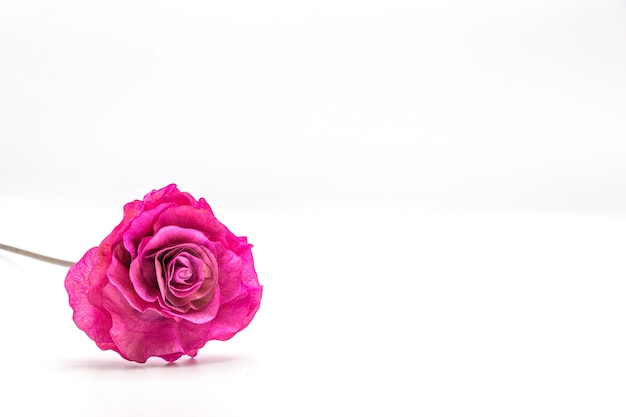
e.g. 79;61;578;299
57;353;247;371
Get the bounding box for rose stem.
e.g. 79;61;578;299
0;243;75;267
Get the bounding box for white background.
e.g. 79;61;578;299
1;0;626;415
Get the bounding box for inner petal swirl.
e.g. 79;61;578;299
152;243;218;314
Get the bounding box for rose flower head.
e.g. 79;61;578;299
65;184;262;363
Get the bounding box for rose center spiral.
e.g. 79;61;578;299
169;255;195;285
146;236;218;315
176;267;192;281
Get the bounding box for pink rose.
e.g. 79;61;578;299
65;185;262;363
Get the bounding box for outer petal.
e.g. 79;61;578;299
107;243;154;312
208;246;262;340
65;247;115;347
207;284;262;341
215;245;243;305
142;184;196;210
102;184;198;251
100;199;144;250
122;203;175;258
238;245;260;288
153;206;235;247
101;283;210;363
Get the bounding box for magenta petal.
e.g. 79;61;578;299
102;283;209;363
141;225;214;254
128;256;160;303
162;284;221;324
238;248;259;287
208;284;262;341
142;184;196;210
215;247;243;304
122;203;174;258
153;206;233;246
65;247;115;347
208;249;261;340
108;246;154;311
186;282;221;323
160;352;185;363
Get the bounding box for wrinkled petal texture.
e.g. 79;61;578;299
64;184;262;363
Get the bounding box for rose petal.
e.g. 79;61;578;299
215;246;243;305
207;284;262;341
142;184;196;210
153;206;234;247
162;284;222;325
108;243;154;310
102;283;209;363
122;203;175;258
141;225;216;255
65;247;115;347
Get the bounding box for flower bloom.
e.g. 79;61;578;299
65;185;262;362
